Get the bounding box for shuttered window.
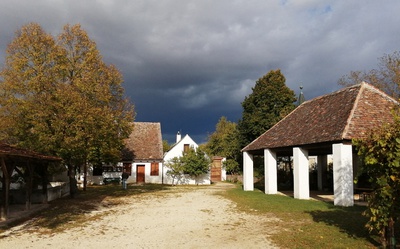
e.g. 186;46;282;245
150;162;159;176
184;144;190;153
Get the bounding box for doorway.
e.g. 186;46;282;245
137;165;145;183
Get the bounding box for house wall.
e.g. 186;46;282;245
127;160;164;184
163;134;210;185
163;135;198;162
163;172;211;185
221;157;227;181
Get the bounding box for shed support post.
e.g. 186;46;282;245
0;157;9;220
317;155;328;191
293;147;309;199
243;152;254;191
333;143;354;206
264;149;277;194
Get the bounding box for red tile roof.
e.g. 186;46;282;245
243;82;398;152
123;122;163;160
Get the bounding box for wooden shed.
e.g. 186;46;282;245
0;144;61;220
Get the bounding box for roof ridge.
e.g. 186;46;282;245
342;82;365;139
300;83;361;105
361;81;399;104
134;121;161;124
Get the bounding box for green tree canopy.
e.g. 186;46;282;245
204;116;240;161
162;140;171;153
165;148;210;185
238;69;296;148
182;147;210;181
165;156;184;185
339;51;400;99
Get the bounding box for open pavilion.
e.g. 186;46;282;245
242;82;398;206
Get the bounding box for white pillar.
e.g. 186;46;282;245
243;151;254;191
333;143;354;206
317;155;327;191
264;149;277;194
293;147;309;199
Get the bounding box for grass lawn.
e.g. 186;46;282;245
220;184;381;248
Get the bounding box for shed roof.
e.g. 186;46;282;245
123;122;163;161
243;82;398;152
0;143;61;161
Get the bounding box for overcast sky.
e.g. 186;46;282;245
1;1;399;144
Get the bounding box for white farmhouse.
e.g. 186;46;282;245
122;122;164;184
163;132;211;185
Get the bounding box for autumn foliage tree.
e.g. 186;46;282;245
354;111;400;248
339;51;400;99
0;23;134;195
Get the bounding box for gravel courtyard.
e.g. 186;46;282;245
0;182;279;249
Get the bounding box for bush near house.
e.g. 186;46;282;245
165;147;210;185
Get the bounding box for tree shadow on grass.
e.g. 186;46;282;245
306;206;380;247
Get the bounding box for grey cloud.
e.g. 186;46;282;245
0;0;399;143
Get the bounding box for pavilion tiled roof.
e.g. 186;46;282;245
123;122;163;160
243;82;398;152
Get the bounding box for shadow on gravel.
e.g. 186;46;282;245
1;184;171;233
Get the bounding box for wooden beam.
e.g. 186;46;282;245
0;157;9;220
25;161;33;210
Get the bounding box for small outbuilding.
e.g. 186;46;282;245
0;144;61;220
242;82;398;206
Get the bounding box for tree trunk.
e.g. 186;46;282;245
385;218;396;249
68;165;77;198
83;161;87;191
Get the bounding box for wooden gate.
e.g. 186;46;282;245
211;157;223;182
137;165;145;183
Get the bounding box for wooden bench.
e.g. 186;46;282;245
355;188;373;201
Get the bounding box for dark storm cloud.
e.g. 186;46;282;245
1;1;400;143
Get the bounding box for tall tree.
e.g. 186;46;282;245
339;51;400;99
55;24;134;191
0;23;134;195
0;23;59;149
204;116;240;161
238;69;296;148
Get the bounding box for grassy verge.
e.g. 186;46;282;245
220;185;380;249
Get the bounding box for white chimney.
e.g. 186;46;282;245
176;131;181;143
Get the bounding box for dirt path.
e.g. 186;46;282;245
0;182;279;249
